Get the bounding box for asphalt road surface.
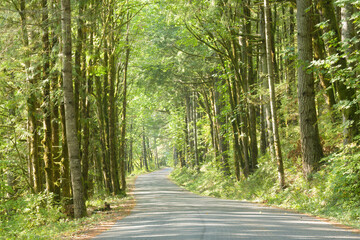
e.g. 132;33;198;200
94;168;360;239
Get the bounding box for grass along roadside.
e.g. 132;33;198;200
169;160;360;231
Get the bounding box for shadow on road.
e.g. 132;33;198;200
94;168;360;240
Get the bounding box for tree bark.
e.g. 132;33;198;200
42;0;54;194
60;100;71;199
95;73;112;193
74;0;85;141
286;6;296;96
225;71;247;179
185;93;194;165
181;111;188;168
297;0;324;178
109;50;120;195
142;125;149;171
214;81;230;175
20;0;42;193
264;0;285;189
61;0;86;218
81;60;91;200
119;12;130;192
51;73;61;200
128;123;134;173
259;7;270;156
244;0;258;171
193;92;199;170
50;0;61;201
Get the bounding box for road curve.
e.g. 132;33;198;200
94;168;360;239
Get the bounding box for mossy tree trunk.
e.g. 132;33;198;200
61;0;86;218
41;0;54;194
19;0;42;194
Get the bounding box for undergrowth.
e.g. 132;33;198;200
0;167;164;239
170;147;360;229
0;176;137;240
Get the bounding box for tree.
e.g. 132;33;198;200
119;6;131;192
61;0;86;218
41;0;54;194
297;0;323;178
264;0;285;189
19;0;42;194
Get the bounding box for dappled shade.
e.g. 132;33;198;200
94;169;359;239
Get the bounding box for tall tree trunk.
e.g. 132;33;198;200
146;137;153;165
60;101;71;199
50;0;61;201
61;0;86;218
128;123;134;173
244;0;258;171
95;73;112;193
214;81;230;175
193;92;199;170
259;103;267;155
109;50;120;195
74;0;84;140
81;62;91;200
52;74;61;200
297;0;324;178
238;10;251;175
239;105;250;174
181;111;188;168
42;0;54;194
286;6;296;96
142;125;149;171
228;82;243;180
100;39;112;192
185;93;194;165
264;0;285;189
259;7;269;156
81;25;94;199
94;151;103;192
119;12;130;192
200;89;217;160
107;1;120;195
225;70;246;179
173;146;178;167
20;0;41;193
260;7;275;160
154;137;159;168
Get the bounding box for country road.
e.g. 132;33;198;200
94;168;360;239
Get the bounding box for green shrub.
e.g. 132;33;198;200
0;193;65;239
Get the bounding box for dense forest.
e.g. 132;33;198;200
0;0;360;237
